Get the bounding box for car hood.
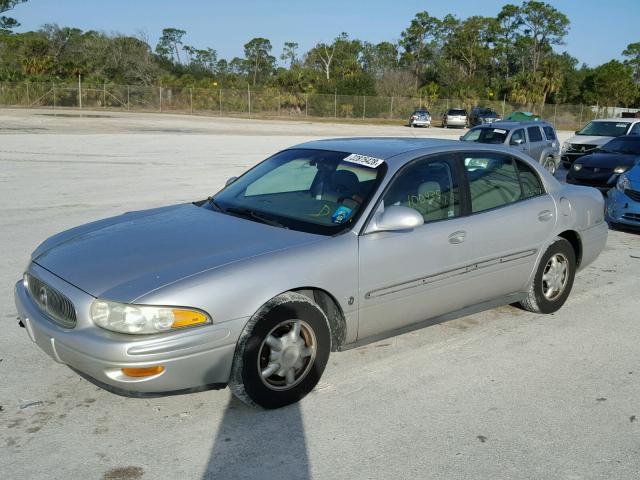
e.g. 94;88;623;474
578;152;640;168
33;203;323;302
568;135;613;146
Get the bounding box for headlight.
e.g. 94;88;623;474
617;174;631;192
573;163;582;171
613;166;629;174
90;299;211;334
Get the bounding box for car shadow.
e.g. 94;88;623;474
202;396;310;480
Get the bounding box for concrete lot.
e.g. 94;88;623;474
0;108;638;480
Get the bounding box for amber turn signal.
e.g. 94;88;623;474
121;366;165;377
171;309;208;329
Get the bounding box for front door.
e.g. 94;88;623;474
357;155;472;340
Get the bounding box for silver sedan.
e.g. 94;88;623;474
15;138;608;409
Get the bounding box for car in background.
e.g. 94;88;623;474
409;109;432;128
460;121;561;174
505;111;541;122
442;108;468;128
566;135;640;192
607;162;640;230
562;118;640;167
15;138;607;409
469;107;501;126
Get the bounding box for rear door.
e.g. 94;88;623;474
459;151;556;304
357;154;472;339
527;126;545;162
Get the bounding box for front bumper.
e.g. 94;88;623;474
410;119;431;127
14;268;247;396
607;189;640;229
566;172;618;193
444;118;466;127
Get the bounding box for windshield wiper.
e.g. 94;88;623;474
207;197;225;211
224;206;288;229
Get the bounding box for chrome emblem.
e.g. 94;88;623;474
593;167;600;172
38;286;48;307
580;146;586;152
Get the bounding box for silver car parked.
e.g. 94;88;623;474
461;121;561;174
442;108;468;128
15;138;608;409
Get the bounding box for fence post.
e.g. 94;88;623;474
334;89;337;118
127;85;130;111
247;84;251;118
553;103;558;126
277;92;281;117
219;88;222;115
190;87;193;114
502;95;506;118
103;83;106;108
579;104;583;125
362;95;366;120
53;82;56;109
26;81;30;106
78;74;82;109
419;93;422;109
159;86;163;112
305;93;308;117
390;96;394;119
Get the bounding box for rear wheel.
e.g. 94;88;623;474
519;238;576;314
228;292;331;409
543;157;557;175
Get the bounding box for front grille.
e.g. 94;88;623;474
625;189;640;202
622;212;640;222
567;144;597;154
26;274;77;328
582;166;613;174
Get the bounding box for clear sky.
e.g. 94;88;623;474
10;0;640;67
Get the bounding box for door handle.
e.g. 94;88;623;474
538;210;554;221
448;231;467;244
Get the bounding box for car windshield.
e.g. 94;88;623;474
449;109;466;116
600;138;640;154
461;127;509;144
477;108;497;116
577;121;630;137
208;148;386;235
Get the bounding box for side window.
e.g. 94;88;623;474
516;160;545;198
382;158;461;223
510;129;526;145
527;126;543;142
630;123;640;135
542;126;556;141
464;153;522;213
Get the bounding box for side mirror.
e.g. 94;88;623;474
511;138;524;146
575;130;580;134
459;135;464;140
367;206;424;233
225;176;238;187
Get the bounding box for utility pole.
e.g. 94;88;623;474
219;88;222;116
305;93;308;117
159;86;163;112
334;89;337;118
53;82;56;109
26;81;29;106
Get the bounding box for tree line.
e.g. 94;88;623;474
1;0;639;108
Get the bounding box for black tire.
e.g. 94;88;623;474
228;292;331;409
519;238;576;314
543;157;557;175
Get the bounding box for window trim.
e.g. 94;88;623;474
458;151;548;217
527;125;544;143
359;153;467;235
510;128;527;145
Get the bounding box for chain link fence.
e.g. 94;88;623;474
0;81;637;130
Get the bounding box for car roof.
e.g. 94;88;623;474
471;121;552;129
290;137;533;166
590;118;637;123
291;137;458;160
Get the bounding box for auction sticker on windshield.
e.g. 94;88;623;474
343;153;384;169
494;128;507;134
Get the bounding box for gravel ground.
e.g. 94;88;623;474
0;108;638;480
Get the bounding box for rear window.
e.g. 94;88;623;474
543;126;556;141
448;109;466;116
527;126;543;142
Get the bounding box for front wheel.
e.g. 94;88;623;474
228;292;331;409
519;238;576;314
